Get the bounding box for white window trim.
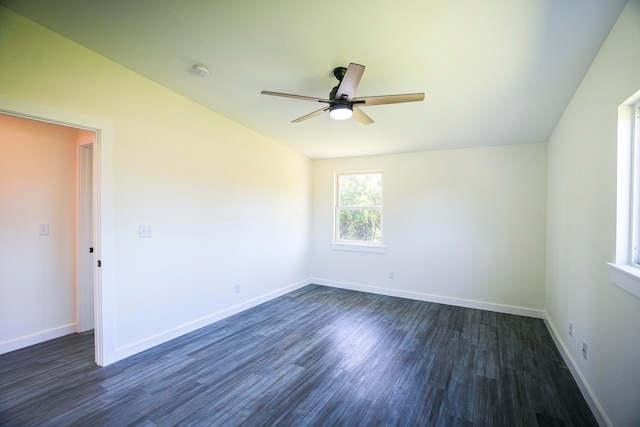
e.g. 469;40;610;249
608;91;640;299
330;242;387;254
332;170;386;253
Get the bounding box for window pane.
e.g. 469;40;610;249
339;209;381;242
339;174;382;206
634;103;640;264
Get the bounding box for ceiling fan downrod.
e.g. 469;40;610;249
330;67;348;100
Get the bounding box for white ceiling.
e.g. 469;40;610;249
0;0;627;159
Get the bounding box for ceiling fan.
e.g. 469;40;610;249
261;63;425;125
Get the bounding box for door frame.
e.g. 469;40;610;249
77;138;94;333
0;96;114;366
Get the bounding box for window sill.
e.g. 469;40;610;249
607;262;640;299
330;242;387;254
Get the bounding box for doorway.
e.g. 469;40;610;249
0;113;96;352
0;96;113;366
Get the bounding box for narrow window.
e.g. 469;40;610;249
631;101;640;265
334;171;383;245
608;91;640;298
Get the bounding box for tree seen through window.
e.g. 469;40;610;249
336;172;382;243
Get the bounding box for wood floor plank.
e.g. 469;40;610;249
0;285;597;426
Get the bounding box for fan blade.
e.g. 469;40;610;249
352;106;374;125
353;93;425;106
291;106;330;123
261;91;330;103
335;63;365;101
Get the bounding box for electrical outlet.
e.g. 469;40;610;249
568;322;573;337
582;341;588;360
139;224;152;238
388;271;396;279
235;283;241;294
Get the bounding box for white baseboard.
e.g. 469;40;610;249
0;323;78;355
543;315;611;427
312;278;545;318
110;278;312;363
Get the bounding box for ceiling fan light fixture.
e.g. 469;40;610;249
329;101;353;120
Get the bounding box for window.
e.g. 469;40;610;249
631;101;640;266
332;171;385;253
608;91;640;298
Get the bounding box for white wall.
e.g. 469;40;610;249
312;144;547;315
545;1;640;426
0;114;78;352
0;7;312;362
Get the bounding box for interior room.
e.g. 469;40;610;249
0;1;639;425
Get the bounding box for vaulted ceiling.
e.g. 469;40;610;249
0;0;627;159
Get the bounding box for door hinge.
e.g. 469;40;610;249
89;247;94;253
97;260;102;267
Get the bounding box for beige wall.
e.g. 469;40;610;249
0;114;78;349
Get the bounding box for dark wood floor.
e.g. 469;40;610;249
0;285;596;426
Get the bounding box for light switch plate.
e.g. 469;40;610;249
39;223;49;235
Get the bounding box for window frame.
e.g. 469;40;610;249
631;102;640;266
608;91;640;299
331;170;386;254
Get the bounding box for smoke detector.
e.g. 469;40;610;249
192;64;210;78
